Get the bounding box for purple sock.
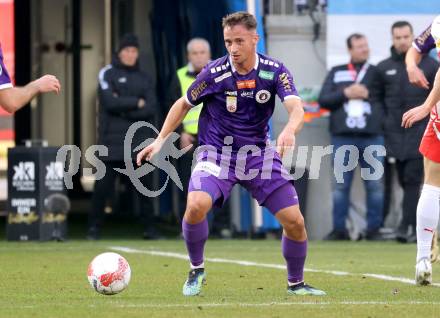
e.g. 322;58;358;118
182;219;209;267
282;235;307;284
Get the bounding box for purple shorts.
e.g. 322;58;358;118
188;146;299;214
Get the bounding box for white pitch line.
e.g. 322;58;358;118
6;300;440;310
109;246;440;287
107;301;440;308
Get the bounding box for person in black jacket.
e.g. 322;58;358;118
318;33;385;241
376;21;438;243
87;34;159;240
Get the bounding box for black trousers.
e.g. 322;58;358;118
88;161;154;231
384;158;423;229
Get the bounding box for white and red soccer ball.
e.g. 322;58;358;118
87;252;131;295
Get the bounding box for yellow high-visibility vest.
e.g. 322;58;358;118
177;65;202;135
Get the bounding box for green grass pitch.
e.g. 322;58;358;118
1;240;440;318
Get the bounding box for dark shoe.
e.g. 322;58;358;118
86;227;100;240
365;229;386;241
324;230;350;241
396;226;416;243
143;227;162;240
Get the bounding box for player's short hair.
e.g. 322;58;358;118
222;11;257;31
391;21;413;34
346;33;365;49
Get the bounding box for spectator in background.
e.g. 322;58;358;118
376;21;438;243
168;38;231;237
318;33;385;241
88;34;159;240
168;38;211;203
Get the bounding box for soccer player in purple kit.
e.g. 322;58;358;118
137;12;326;296
0;43;60;113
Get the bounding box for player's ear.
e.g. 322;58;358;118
253;33;259;45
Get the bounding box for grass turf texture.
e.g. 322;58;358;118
1;240;440;318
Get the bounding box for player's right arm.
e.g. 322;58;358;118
0;75;60;113
406;47;429;89
136;97;192;165
402;66;440;128
406;23;436;89
136;66;213;165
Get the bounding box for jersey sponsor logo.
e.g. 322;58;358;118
416;26;432;47
278;72;292;92
214;71;232;83
226;96;237;112
256;90;271;103
240;91;254;98
258;70;274;80
190;81;208;101
236;80;256;89
225;90;237;96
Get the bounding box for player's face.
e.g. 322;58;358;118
223;24;259;65
392;26;413;54
348;37;369;63
188;42;211;72
118;47;139;67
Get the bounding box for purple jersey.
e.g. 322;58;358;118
0;44;12;90
185;53;299;151
413;24;436;54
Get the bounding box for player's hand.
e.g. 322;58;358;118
276;128;295;159
34;75;61;94
136;137;164;166
402;104;431;128
407;65;429;89
180;132;194;150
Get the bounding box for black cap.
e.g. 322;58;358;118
118;33;139;52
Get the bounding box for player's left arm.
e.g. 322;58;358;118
277;97;304;158
275;65;303;158
402;66;440;128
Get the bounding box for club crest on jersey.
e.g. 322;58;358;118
226;96;237;112
256;90;271;104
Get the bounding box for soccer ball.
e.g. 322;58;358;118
87;252;131;295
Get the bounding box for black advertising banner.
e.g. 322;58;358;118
7;147;68;241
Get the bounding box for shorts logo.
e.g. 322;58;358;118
256;90;271;103
258;70;274;80
193;161;221;177
236;80;256;89
0;64;2;76
190;81;208;101
226;96;237;112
